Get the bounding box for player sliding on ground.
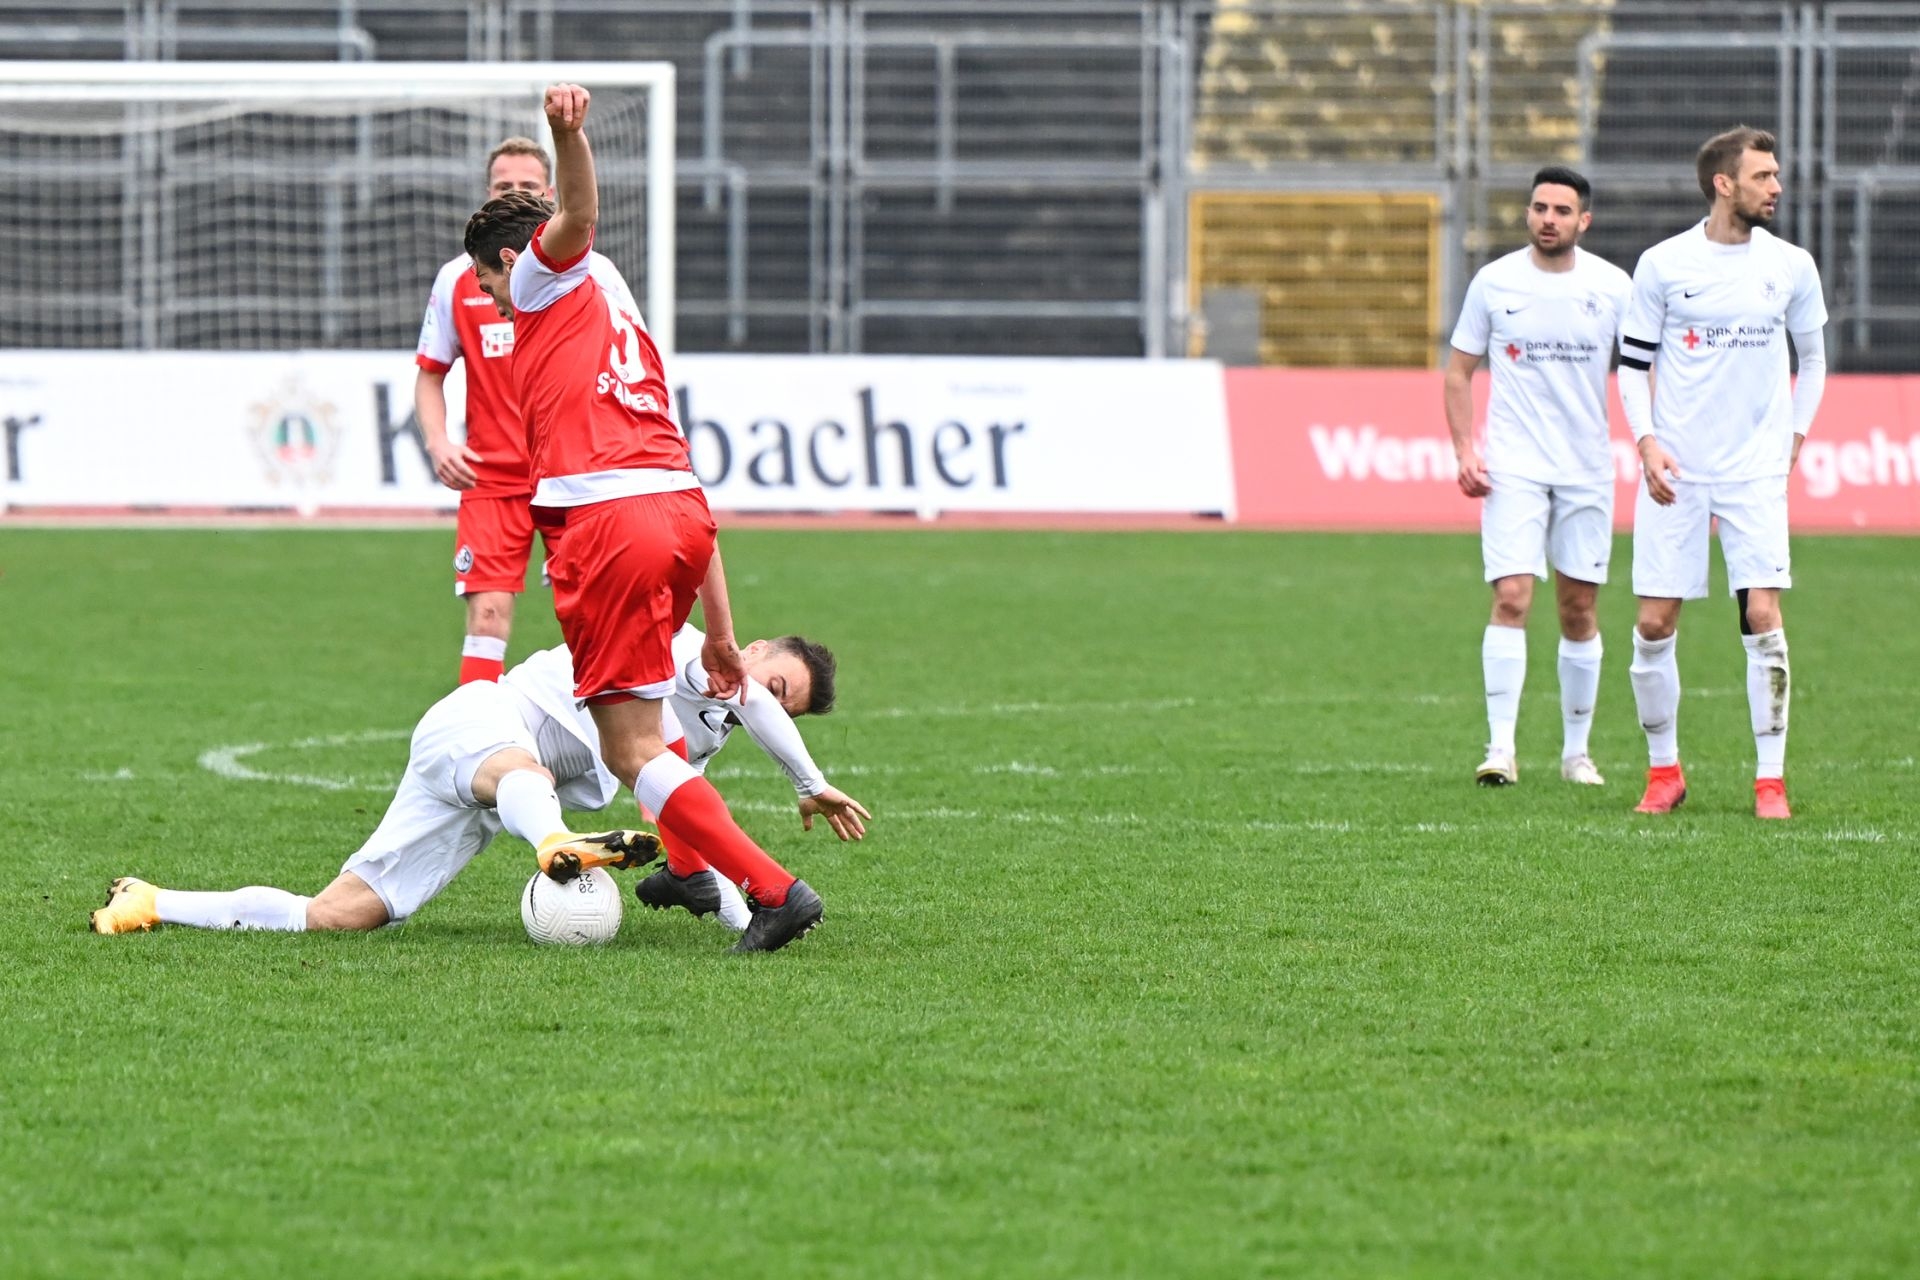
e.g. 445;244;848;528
464;83;827;951
89;632;868;936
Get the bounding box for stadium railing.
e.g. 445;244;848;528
1;0;1916;370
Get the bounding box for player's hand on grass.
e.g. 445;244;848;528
1454;443;1491;498
545;84;590;133
800;787;871;841
427;435;481;490
700;632;745;701
1638;436;1681;506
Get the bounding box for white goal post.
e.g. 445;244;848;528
0;61;677;354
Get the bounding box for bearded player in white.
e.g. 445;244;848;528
1617;126;1827;820
88;633;868;936
1445;165;1632;787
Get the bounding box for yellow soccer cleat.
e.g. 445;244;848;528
89;877;160;935
535;829;662;883
1474;748;1518;787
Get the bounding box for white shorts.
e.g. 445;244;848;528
1481;475;1613;583
340;680;537;922
1632;475;1791;600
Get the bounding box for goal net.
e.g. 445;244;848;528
0;61;676;355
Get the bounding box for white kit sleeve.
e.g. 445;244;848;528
1789;325;1827;435
509;221;593;314
415;262;461;371
1448;268;1491;357
732;681;829;797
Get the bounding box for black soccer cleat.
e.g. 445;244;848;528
730;879;824;954
634;866;724;918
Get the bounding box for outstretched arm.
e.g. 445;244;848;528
538;84;597;265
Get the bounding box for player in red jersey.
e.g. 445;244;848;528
461;84;824;952
414;137;638;684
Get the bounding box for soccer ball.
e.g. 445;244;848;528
521;867;623;945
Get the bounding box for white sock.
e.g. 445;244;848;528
1558;634;1603;759
1744;628;1790;780
1482;624;1527;755
713;874;751;932
154;887;311;931
636;751;699;816
1629;628;1681;767
495;768;567;846
461;634;508;661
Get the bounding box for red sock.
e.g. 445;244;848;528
459;635;508;684
459;655;504;684
656;738;712;876
638;754;794;906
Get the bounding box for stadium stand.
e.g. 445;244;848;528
1;0;1916;368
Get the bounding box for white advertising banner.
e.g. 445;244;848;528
0;352;1233;517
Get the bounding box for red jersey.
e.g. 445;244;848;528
415;249;643;500
508;224;696;508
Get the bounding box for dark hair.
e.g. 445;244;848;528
486;135;553;186
463;190;555;270
1696;126;1776;201
770;635;838;715
1530;165;1592;211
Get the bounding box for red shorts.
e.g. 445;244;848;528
543;488;716;701
453;493;544;596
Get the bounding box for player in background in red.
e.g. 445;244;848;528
462;84;831;952
414;137;638;684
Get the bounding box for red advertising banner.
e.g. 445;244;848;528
1226;369;1920;532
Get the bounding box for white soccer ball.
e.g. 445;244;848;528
521;867;623;945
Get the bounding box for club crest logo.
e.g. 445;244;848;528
1580;293;1602;318
454;545;475;573
248;377;341;492
1761;278;1778;300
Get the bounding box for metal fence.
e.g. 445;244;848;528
2;0;1916;368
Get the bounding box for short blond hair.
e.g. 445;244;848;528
485;136;552;186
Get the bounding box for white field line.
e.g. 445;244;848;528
197;728;410;792
844;686;1765;722
185;731;1919;844
709;759;1440;782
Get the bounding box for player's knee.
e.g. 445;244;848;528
1744;599;1782;634
1490;582;1530;627
1636;613;1677;642
1559;601;1598;639
466;594;514;637
305;896;389;932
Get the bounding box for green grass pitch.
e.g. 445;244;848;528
1;525;1915;1278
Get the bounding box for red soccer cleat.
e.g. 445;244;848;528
1754;778;1792;820
1633;763;1687;814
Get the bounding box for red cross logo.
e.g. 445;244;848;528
1505;343;1522;361
1683;328;1700;350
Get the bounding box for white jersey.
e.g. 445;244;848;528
1618;221;1827;481
497;646;620;811
668;626;828;797
1450;246;1631;486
